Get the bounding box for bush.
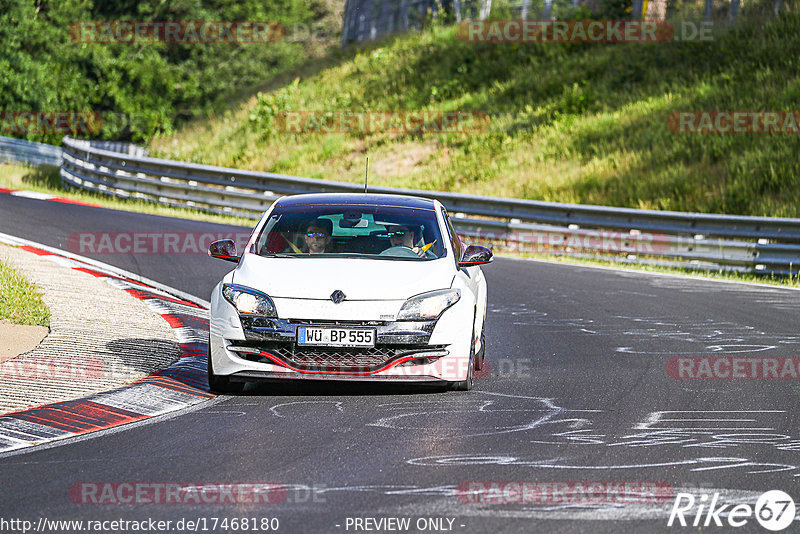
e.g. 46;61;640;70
0;0;339;143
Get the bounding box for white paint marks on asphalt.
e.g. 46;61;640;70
10;191;56;200
270;401;346;418
91;384;202;417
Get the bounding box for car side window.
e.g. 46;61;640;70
442;209;462;262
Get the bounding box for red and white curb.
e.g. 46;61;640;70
0;187;98;207
0;234;215;454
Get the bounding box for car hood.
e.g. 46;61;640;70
233;254;455;300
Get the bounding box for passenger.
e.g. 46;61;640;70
303;218;333;254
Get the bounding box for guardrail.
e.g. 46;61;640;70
14;135;796;276
0;135;63;167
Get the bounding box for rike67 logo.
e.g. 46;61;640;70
668;490;795;531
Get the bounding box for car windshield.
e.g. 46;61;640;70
252;203;446;260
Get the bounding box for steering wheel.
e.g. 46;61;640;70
379;245;421;258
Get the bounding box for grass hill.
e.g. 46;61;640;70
150;12;800;217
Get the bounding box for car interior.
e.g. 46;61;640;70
256;211;442;258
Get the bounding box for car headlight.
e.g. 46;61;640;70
222;284;277;317
397;289;460;321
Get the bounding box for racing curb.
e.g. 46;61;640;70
0;233;215;454
0;186;99;207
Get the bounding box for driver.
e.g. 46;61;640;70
303;218;332;254
386;224;424;257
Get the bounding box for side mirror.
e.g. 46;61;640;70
208;239;240;263
458;244;493;267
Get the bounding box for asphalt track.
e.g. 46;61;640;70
1;193;800;533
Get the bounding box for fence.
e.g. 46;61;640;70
0;136;63;167
341;0;790;44
57;135;800;275
342;0;493;44
67;138;148;158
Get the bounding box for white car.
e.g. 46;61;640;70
207;193;491;393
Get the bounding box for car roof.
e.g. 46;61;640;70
275;193;437;210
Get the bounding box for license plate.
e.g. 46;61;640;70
297;326;376;347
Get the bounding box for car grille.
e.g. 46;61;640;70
231;342;446;373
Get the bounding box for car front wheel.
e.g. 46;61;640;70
451;322;476;391
451;353;474;391
207;337;245;394
474;326;485;372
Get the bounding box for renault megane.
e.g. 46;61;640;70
207;193;492;393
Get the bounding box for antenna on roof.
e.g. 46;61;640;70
364;156;369;193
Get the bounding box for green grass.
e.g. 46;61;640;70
149;11;800;218
0;258;50;326
0;163;254;227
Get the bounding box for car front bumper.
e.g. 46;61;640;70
209;283;474;383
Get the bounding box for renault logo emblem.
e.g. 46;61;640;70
330;290;346;304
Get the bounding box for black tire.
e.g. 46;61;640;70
474;327;486;372
452;351;474;391
452;319;476;391
207;337;245;394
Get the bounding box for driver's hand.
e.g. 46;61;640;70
412;247;424;257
